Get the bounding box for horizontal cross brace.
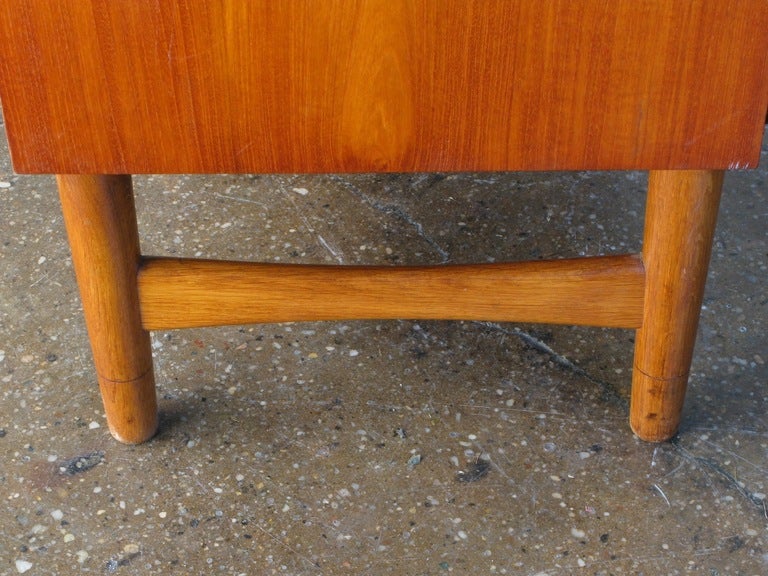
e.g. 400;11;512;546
137;255;645;331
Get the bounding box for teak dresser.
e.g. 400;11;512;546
0;1;766;443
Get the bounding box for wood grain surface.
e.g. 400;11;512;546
631;170;724;441
1;0;766;173
137;255;645;330
57;175;158;443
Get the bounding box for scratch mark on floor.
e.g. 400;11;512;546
254;523;322;570
475;321;627;407
652;483;672;506
214;191;269;210
330;176;450;263
697;437;768;475
670;437;767;516
281;188;345;263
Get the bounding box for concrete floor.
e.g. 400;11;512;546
1;108;766;574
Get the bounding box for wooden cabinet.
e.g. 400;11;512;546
1;1;766;443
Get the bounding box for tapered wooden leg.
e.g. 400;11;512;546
57;175;158;444
631;170;723;442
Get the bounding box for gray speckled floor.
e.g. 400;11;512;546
1;113;766;574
